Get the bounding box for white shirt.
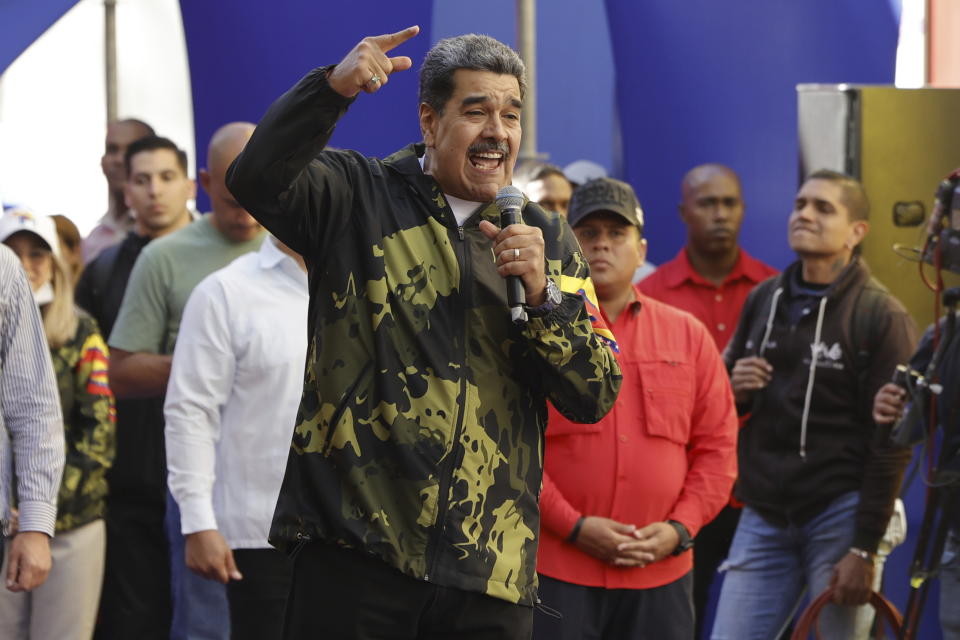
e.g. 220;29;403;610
418;154;483;225
164;236;308;548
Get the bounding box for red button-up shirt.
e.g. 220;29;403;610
638;248;777;351
538;289;738;589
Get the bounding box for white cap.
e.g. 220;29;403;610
563;160;608;187
0;209;61;258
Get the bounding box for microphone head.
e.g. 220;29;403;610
495;185;524;211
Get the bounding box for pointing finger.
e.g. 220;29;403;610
370;25;420;53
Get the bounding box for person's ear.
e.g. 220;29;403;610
199;168;212;195
847;220;869;249
419;103;438;146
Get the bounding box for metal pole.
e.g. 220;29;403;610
517;0;539;162
105;0;118;122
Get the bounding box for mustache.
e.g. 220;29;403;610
468;140;510;156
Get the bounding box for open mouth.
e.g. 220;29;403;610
469;151;505;172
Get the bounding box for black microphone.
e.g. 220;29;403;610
495;186;528;324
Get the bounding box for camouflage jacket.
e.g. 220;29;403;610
228;68;622;605
51;313;116;532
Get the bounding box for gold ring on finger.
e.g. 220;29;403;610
514;248;520;261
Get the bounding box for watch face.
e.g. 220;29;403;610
547;280;562;305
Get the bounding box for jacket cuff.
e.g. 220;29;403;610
851;528;883;555
177;496;219;536
309;65;356;111
16;501;57;537
524;292;581;333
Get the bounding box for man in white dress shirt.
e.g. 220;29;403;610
164;234;308;640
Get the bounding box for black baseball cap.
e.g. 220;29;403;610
567;177;644;230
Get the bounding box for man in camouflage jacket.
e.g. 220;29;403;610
227;28;621;638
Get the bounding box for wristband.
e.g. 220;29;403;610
567;516;586;543
848;546;873;562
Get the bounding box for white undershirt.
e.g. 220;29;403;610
419;154;482;226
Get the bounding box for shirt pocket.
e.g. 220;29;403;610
635;353;694;445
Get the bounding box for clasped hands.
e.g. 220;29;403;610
574;516;680;568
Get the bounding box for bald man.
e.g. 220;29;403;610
640;164;776;350
107;123;265;640
639;163;776;637
84;118;155;263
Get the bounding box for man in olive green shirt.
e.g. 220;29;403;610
108;122;265;640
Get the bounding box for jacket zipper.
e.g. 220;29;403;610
424;222;470;581
321;362;374;454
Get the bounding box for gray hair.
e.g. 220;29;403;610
419;34;526;114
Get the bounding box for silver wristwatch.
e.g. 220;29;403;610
525;279;562;317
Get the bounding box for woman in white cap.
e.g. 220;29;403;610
0;209;116;640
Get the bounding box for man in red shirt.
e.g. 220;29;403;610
535;178;739;640
639;164;776;351
638;163;776;637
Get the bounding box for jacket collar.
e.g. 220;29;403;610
780;255;870;302
383;143;511;226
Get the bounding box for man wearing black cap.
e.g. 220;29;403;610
535;178;739;639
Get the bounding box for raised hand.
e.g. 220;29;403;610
873;382;907;425
730;356;773;405
328;26;420;97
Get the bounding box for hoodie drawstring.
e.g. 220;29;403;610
758;288;783;356
799;296;828;460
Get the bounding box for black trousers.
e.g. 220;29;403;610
94;501;171;640
533;572;694;640
281;542;533;639
692;505;741;639
227;548;294;640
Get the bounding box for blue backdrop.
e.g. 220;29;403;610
605;0;899;270
0;0;79;74
178;1;433;211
